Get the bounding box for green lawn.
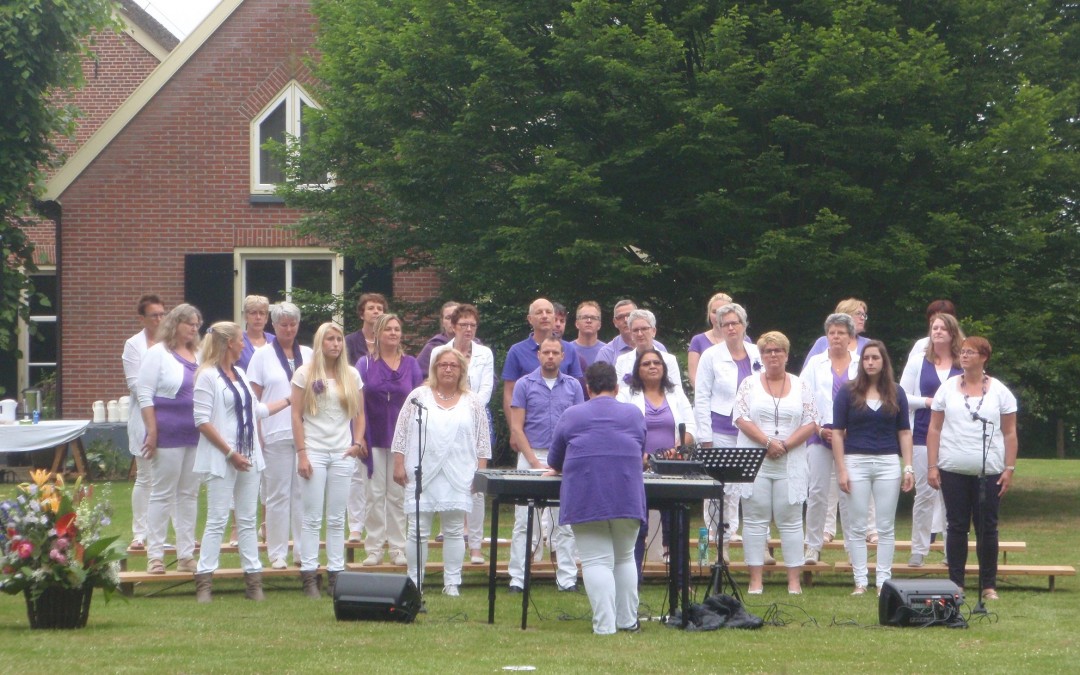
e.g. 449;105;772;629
1;459;1077;673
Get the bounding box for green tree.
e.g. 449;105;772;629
0;0;117;353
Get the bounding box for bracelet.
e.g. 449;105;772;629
1005;465;1016;472
903;465;914;474
928;464;938;470
226;450;236;461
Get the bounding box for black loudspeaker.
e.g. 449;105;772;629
878;579;964;627
333;572;421;623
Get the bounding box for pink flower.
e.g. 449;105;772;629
49;548;67;564
16;540;33;559
54;537;70;552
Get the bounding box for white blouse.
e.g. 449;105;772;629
932;375;1018;475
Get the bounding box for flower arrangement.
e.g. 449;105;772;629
1;470;126;602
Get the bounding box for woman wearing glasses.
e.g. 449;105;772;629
927;337;1019;601
238;294;274;370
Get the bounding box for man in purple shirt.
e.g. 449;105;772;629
573;300;605;368
501;298;583;422
594;299;667;365
507;338;585;593
416;300;459;374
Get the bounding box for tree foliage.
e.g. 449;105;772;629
0;0;116;352
288;0;1080;427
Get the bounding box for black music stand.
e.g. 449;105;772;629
693;446;766;601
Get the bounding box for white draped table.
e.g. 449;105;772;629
0;420;91;478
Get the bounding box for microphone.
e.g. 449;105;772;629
971;412;991;424
411;397;427;410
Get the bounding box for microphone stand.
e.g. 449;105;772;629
972;416;992;615
413;400;426;608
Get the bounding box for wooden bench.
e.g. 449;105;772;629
831;561;1075;592
701;539;1026;564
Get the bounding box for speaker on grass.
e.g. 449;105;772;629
878;579;964;627
333;572;421;623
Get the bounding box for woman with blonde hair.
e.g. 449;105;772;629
137;303;202;575
291;322;367;598
358;313;424;567
192;322;290;602
238;294;274;369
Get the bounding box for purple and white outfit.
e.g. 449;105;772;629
137;343;201;564
292;365;364;573
734;374;817;568
193;365;270;575
548;396;647;635
614;350;683;398
692;341;761;544
247;340;313;567
391;388;491;589
239;331;274;371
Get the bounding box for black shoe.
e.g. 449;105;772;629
557;584;578;593
618;621;641;633
508;585;524;594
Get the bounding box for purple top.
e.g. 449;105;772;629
594;334;666;365
548;396;647;526
832;384;911;455
344;330;371;367
574;341;604;367
153;353;199;448
510;369;584;449
644;397;676;455
239;332;274;371
801;334;870;371
711;356;753;436
688;332;716;355
913;359;961;444
502;335;583;381
357;355;424;470
416;333;451;374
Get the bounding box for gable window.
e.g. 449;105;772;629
250;82;327;194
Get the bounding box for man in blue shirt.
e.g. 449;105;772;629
501;298;583;422
595;299;667;365
507;338;585;593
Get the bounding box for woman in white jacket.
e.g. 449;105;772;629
192;322;290;602
618;348;694;576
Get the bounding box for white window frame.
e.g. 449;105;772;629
17;267;57;394
233;248;344;325
249;81;331;194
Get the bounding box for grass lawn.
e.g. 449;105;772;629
1;459;1077;673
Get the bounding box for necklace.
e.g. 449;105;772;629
962;372;988;420
764;374;786;435
434;389;458;402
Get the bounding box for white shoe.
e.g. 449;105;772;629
764;553;777;566
470;553;485;564
389;550;407;566
442;584;460;597
348;531;363;543
804;547;820;565
271;557;288;570
362;552;381;567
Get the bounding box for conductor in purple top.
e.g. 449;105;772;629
546;362;647;635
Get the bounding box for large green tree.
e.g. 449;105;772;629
288;0;1080;438
0;0;116;353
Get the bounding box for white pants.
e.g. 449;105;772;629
742;473;803;567
131;454;153;542
805;443;850;551
508;450;578;589
198;465;262;573
407;510;466;587
347;460;368;537
911;444;946;555
704;433;741;542
262;438;302;564
845;454;901;588
467;492;486;552
147;445;199;561
364;447;406;554
300;449;354;572
573;518;641;635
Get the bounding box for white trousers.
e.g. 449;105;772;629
704;433;741;542
364;447;406;554
300;449;354;572
347;460;368;537
407;510;466;587
805;442;850;551
508;450;578;589
910;444;946;556
573;518;641;635
147;445;199;561
131;454;153;542
844;454;901;588
467;492;486;552
198;465;262;573
742;474;804;567
261;438;302;564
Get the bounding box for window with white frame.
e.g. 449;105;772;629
18;270;58;398
235;249;343;342
250;82;329;194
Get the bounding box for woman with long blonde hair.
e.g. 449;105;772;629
291;322;366;598
192;322;290;602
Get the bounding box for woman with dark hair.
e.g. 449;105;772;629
832;341;915;595
899;310;963;566
547;362;647;634
617;348;694;574
192;322;291;602
928;337;1019;601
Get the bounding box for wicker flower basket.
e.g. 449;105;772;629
23;584;94;629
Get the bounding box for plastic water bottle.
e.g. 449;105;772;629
32;410;39;424
698;527;709;564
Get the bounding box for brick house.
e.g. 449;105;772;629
25;0;438;417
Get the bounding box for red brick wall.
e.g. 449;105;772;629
53;0;438;415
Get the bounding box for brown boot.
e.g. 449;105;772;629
327;570;340;599
194;572;212;603
301;570;321;599
244;572;265;601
